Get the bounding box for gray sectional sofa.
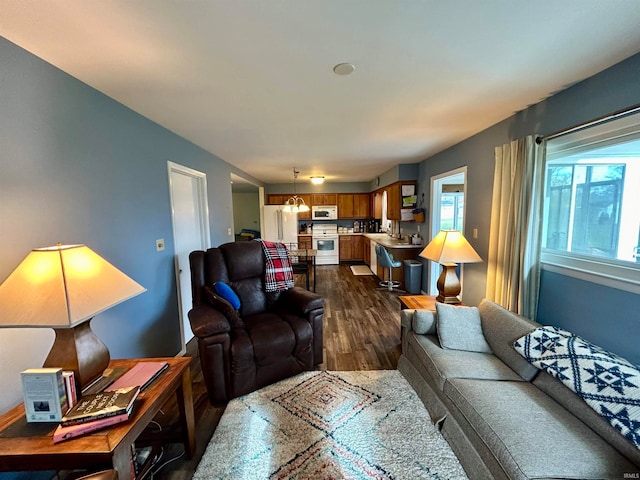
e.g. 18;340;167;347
398;299;640;480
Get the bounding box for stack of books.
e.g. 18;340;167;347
51;361;169;444
53;386;140;443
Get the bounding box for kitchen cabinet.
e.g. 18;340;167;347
337;193;370;219
339;235;365;261
298;235;312;250
382;181;416;221
312;193;337;206
386;183;401;221
337;194;354;218
267;194;286;205
339;235;353;261
354;193;370;218
352;235;364;260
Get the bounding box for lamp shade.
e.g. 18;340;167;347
419;230;482;265
0;244;146;328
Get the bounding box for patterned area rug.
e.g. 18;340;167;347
194;370;467;479
350;265;374;276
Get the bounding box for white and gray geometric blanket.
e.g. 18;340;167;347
514;326;640;450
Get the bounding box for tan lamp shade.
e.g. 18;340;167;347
419;230;482;266
0;244;146;328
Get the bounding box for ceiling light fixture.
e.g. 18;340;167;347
283;167;310;213
333;63;355;75
310;176;325;185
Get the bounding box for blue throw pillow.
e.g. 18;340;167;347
214;281;241;310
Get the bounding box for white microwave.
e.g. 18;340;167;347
312;205;338;220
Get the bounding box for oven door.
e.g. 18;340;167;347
313;236;336;252
312;236;339;264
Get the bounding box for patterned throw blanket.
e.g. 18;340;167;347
256;239;294;292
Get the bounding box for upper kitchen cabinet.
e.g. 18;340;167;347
386;183;401;221
267;194;286;205
354;193;370;218
337;194;354;218
337;193;370;219
312;193;337;206
381;181;417;221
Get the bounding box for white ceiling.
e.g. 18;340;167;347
3;1;640;184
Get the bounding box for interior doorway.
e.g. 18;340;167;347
168;161;210;355
429;167;467;296
230;173;262;240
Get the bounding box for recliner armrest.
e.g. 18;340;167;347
188;304;231;338
278;286;324;315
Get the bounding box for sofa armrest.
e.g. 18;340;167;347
188;304;231;338
401;309;437;335
278;286;324;315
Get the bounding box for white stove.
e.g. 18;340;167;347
312;223;339;265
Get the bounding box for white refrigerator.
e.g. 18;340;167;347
262;205;298;249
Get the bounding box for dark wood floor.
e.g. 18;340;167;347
154;263;405;479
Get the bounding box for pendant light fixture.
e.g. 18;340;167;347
283;167;310;213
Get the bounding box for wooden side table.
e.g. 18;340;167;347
0;357;195;480
399;295;438;311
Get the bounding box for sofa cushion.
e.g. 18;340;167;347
436;303;492;353
444;378;639;479
407;333;522;391
479;299;539;381
533;370;640;467
400;309;437;335
514;325;640;451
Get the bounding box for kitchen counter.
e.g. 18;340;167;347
363;233;424;249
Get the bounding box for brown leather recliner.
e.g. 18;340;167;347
188;241;324;404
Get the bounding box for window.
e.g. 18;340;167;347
542;112;640;292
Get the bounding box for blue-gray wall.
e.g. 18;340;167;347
418;52;640;364
0;37;261;414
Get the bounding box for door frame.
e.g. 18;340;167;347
429;166;467;296
167;161;211;355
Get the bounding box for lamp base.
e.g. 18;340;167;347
436;264;462;305
43;319;110;391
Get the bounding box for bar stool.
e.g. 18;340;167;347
375;244;404;292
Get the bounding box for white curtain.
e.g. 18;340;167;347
486;136;545;319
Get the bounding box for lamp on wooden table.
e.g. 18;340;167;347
0;244;146;390
419;230;482;304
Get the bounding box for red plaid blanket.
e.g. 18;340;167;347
256;239;294;292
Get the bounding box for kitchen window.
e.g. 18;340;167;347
542;111;640;292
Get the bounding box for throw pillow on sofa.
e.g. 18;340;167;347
435;303;492;353
514;325;640;450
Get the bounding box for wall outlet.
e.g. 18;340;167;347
228;227;232;236
156;238;165;251
473;228;478;239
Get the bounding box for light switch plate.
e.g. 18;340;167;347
156;238;165;251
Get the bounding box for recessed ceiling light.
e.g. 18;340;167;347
310;176;325;185
333;63;355;75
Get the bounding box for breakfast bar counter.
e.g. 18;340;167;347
363;234;424;290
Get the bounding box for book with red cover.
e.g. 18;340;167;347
105;361;169;392
53;412;129;443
